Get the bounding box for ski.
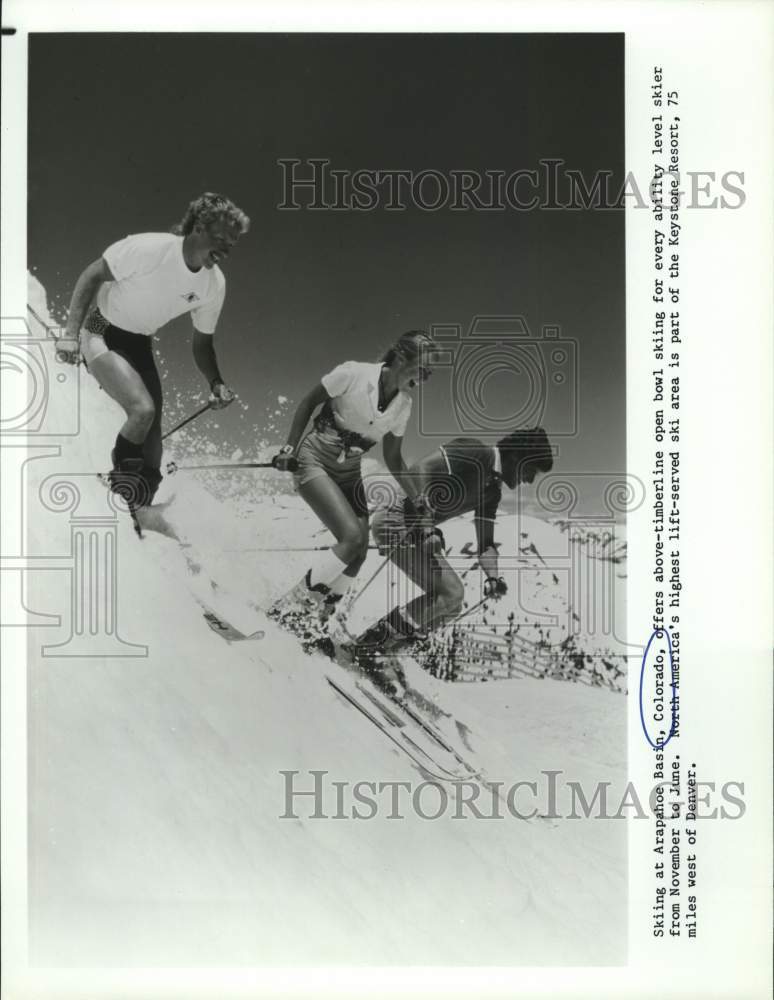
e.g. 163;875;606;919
355;684;408;728
152;545;477;775
267;607;482;780
201;607;265;642
136;536;265;644
355;680;482;780
326;675;471;783
396;697;481;779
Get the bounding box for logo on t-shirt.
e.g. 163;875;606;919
182;292;200;304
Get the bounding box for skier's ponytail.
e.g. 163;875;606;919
380;330;434;366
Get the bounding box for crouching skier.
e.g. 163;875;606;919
270;330;437;637
342;428;554;695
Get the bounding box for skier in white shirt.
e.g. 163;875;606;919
60;192;249;506
271;330;436;624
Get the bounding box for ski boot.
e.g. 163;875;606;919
318;589;344;624
107;455;156;538
140;464;162;505
108;448;156;507
268;570;331;642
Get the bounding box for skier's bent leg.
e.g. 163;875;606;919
89;353;159;507
360;573;462;656
139;363;164;503
298;476;369;583
339;517;370;580
406;573;465;630
354;531;446;653
392;531;463;633
339;479;370;576
355;605;420;652
269;476;366;625
89;350;156;444
120;399;155;444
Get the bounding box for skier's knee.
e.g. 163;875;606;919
338;529;367;565
129;397;156;434
438;578;465;618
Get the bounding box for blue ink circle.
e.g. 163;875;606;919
639;627;677;749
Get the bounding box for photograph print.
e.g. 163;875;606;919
22;32;629;967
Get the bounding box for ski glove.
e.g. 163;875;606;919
56;336;81;365
272;446;299;473
208;380;236;409
484;576;508;600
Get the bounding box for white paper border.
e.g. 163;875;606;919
2;2;772;998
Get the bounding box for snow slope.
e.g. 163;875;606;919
23;275;628;966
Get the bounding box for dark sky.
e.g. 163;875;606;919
29;33;624;501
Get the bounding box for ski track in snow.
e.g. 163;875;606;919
23;274;628;966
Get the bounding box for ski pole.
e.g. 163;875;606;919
222;544;378;553
27;302;65;335
346;517;438;614
345;550;393;611
345;526;418;612
166;457;298;474
161;403;214;442
449;596;488;625
27;303;55;331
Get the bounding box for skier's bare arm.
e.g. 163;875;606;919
475;519;507;598
285;382;330;451
477;543;499;579
62;257;115;355
192;330;235;408
192;330;223;385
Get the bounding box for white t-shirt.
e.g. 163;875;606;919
321;361;412;442
96;233;225;336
